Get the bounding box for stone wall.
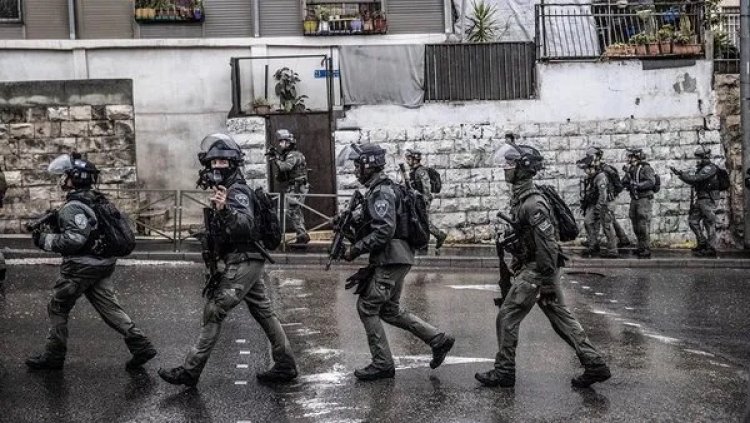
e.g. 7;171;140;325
334;118;728;246
226;117;269;190
714;74;743;246
0;80;137;233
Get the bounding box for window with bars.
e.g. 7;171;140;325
0;0;22;22
719;7;740;47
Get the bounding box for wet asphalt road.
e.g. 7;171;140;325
0;260;747;423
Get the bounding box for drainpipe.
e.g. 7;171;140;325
67;0;76;39
742;0;750;247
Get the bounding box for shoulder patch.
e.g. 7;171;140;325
374;199;389;218
235;193;250;208
74;213;88;229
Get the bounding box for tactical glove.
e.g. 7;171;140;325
32;231;46;250
343;246;358;262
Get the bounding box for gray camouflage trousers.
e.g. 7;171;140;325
183;259;296;378
494;268;606;376
688;198;717;248
286;183;309;238
584;202;618;254
357;264;444;370
44;269;154;361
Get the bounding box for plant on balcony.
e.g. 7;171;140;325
657;24;674;54
315;5;331;33
631;32;657;56
604;42;634;57
466;0;499;42
252;97;271;115
274;67;308;113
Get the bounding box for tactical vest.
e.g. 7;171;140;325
281;150;308;181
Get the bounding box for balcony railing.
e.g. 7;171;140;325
535;2;706;61
714;8;740;74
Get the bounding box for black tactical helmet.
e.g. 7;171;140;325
626;148;646;161
349;143;387;169
48;152;99;189
405;149;422;161
198;133;244;166
585;146;604;159
276;129;296;144
694;145;711;159
497;144;544;174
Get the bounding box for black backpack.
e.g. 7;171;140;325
713;167;730;191
638;163;660;193
426;167;442;194
521;185;580;242
393;183;430;250
74;192;136;258
603;165;624;197
252;187;282;250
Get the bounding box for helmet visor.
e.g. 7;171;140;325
48;154;73;175
199;134;241;154
335;144;361;169
492;144;520;170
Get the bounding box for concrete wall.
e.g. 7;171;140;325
714;74;743;245
0;80;137;233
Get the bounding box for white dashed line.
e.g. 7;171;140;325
684;348;715;357
569;280;579;284
709;360;731;368
236;364;249;369
624;307;635;310
237;420;253;423
235;339;247;344
609;299;618;303
594;292;604;296
234;381;248;385
282;323;303;327
581;286;592;290
623;322;642;328
239;350;251;355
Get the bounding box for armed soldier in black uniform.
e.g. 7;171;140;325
267;129;310;245
622;148;657;259
25;153;156;371
670;145;721;257
476;143;610;389
336;143;454;381
578;150;621;258
159;134;297;386
404;149;447;253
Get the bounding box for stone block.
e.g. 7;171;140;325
463;182;490;197
449;153;482;169
481;125;497;140
677;131;698;145
33;122;53;139
698;130;721;144
369;129;388;143
19;138;48;154
9;123;33;139
463;124;483;139
560;122;579;136
47;138;77;154
567;136;588;150
0;138;18;156
69;105;93;121
243;164;267;179
234;132;266;148
114;120;135;136
227;117;265;134
4;171;21;187
89;121;114;136
547;137;567;151
334;130;361;144
467;211;490;225
99;167;137;184
578;121;599;135
88;150;135;168
28;186;57;201
61;121;89;137
105;105;134;121
22;170;50;187
538;122;560;137
390;129;407;142
243;148;266;166
91;105;107;121
47;107;69;121
431;212;466;228
705;116;720;131
422;126;443;141
443;125;462;140
524;137;548;152
518;123;540;137
468;168;493;183
598;119;632;135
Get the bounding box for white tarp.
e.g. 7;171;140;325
339;45;425;107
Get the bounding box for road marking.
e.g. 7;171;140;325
594;292;604;296
282;323;303;327
447;284;500;292
581;286;592;290
239;350;251;355
569;280;579;284
236;364;249;369
237;420;253;423
644;333;679;344
236;339;247;344
609;299;618;303
280;278;305;287
684;348;715;357
234;381;248;385
624;306;635;310
623;322;642;328
286;307;310;313
708;360;731;368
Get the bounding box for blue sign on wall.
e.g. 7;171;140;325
314;69;340;78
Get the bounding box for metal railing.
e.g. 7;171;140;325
714;8;740;74
280;192;351;251
536;2;706;60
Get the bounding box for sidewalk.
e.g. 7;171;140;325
3;236;750;269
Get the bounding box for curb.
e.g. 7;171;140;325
5;249;750;269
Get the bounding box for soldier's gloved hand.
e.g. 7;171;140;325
509;257;523;275
32;231;46;250
343;246;358;262
669;166;681;176
538;284;558;306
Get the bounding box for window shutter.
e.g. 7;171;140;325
24;0;69;39
387;0;444;34
77;0;134;39
259;0;301;37
204;0;254;37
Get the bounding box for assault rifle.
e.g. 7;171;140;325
25;209;59;233
326;190;364;270
494;211;519;307
398;163;413;190
198;207;222;298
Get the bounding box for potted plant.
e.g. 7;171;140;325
673;33;701;55
315;5;331;33
373;10;387;33
630;32;651;56
274;67;307;113
252;97;271;115
657;24;674;54
604;42;632;57
304;13;318;34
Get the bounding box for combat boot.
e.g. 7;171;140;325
695;247;717;258
598;251;620;259
617;239;632;248
158;366;199;387
636;249;652;259
435;231;447;251
691;242;707;253
256;365;298;383
293;233;310;245
571;364;611;388
429;334;455;369
631;248;643;256
475;370;515;387
126;347;157;370
354;364;395;381
581;246;600;257
25;354;64;370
